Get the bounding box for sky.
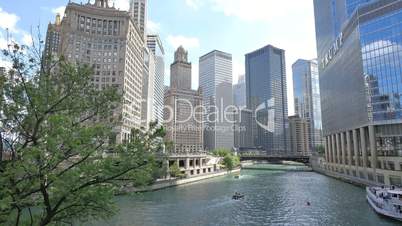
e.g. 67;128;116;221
0;0;318;115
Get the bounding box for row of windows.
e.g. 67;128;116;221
76;15;122;36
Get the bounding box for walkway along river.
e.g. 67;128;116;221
94;166;400;226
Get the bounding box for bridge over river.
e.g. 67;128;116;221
238;149;310;164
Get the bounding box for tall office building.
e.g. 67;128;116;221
292;59;323;151
147;34;165;125
45;0;145;143
234;109;254;149
164;47;203;152
141;48;156;129
245;45;289;155
233;75;246;109
314;0;402;185
129;0;147;39
199;50;234;151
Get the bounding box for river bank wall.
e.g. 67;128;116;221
119;168;241;194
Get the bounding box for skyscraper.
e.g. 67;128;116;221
292;59;323;151
233;75;246;109
45;0;145;143
44;13;62;62
245;45;289;155
141;48;156;129
314;0;402;185
147;34;165;125
199;50;234;151
164;47;203;152
129;0;147;39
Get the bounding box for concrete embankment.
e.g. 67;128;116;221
119;169;241;194
241;162;312;172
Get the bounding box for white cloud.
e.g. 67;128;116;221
185;0;203;9
209;0;308;22
232;59;245;84
0;7;20;33
114;0;130;11
21;33;32;46
52;6;66;18
147;20;161;34
167;35;200;50
0;59;12;69
0;34;8;49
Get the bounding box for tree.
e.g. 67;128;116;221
315;145;325;156
0;43;165;226
213;148;240;171
212;148;231;157
169;162;183;178
222;154;240;171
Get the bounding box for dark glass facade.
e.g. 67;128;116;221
245;45;289;154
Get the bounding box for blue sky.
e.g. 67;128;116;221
0;0;317;115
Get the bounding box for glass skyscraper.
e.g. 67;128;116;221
245;45;289;155
314;0;402;186
292;59;323;152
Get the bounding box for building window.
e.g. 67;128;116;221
389;176;402;187
388;161;395;171
377;174;385;184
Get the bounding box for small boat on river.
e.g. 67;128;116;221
366;186;402;221
232;193;244;200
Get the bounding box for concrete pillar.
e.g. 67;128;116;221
332;135;337;165
353;129;359;168
185;158;190;169
336;133;341;165
360;127;368;169
341;132;346;166
346;131;352;169
325;136;329;162
369;125;377;171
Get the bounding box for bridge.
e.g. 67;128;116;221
237;149;310;164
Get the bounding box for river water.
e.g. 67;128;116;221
97;167;400;226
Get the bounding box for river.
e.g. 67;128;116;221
96;166;400;226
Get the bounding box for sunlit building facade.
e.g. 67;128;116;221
147;34;165;125
46;0;145;143
199;50;234;151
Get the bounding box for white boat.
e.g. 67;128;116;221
366;186;402;221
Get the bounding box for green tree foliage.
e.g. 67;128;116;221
213;148;240;171
315;145;325;156
169;162;184;178
212;148;231;157
0;43;165;226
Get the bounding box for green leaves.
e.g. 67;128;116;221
0;43;164;226
213;148;240;171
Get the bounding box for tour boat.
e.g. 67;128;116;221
366;186;402;221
